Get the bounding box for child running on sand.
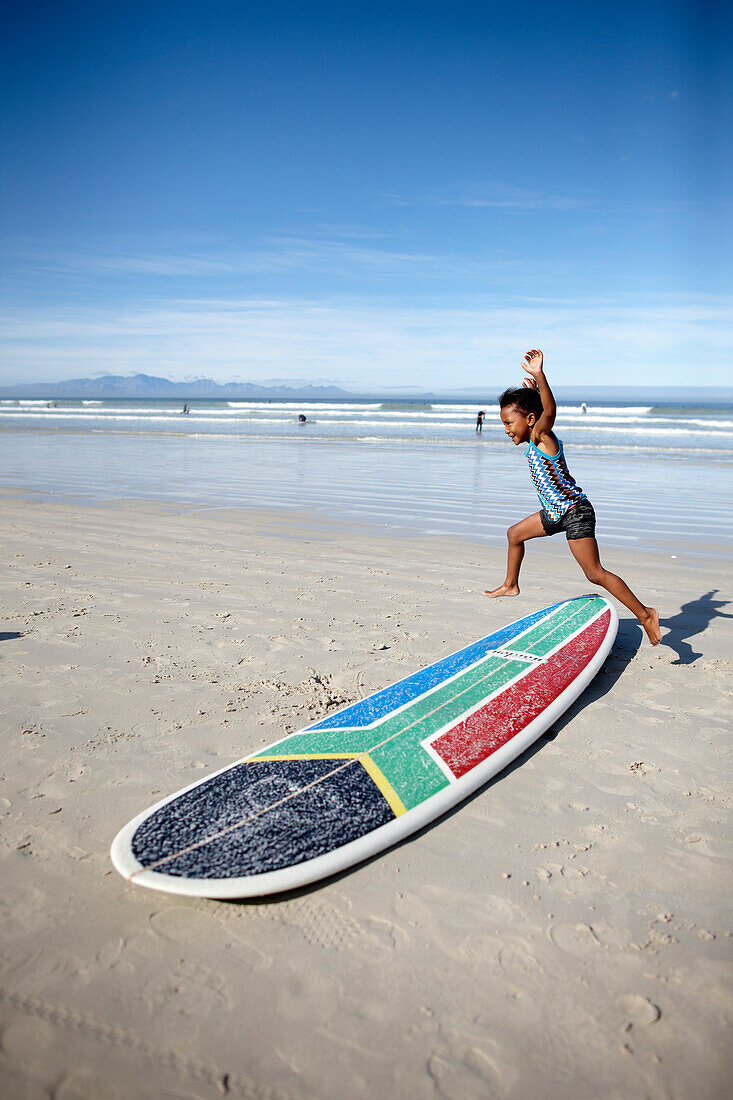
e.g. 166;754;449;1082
484;349;661;646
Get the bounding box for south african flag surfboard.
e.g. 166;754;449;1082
111;595;618;898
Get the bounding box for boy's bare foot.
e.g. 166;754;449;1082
483;583;520;598
640;607;661;646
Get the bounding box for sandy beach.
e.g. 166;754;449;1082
1;489;731;1099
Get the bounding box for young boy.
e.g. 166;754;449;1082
484;349;661;646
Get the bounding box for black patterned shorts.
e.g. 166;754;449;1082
540;498;596;540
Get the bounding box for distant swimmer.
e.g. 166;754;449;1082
298;414;307;423
475;409;486;432
182;403;190;415
581;402;587;413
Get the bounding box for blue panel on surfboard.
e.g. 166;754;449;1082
309;601;564;729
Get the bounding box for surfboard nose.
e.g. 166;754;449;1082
129;757;395;881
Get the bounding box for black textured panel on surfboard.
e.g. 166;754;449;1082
131;758;395;879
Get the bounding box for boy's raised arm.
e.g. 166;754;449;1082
522;349;556;441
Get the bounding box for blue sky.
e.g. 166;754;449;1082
1;0;730;390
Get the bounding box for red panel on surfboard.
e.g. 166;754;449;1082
432;609;611;778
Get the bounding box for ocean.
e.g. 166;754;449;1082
2;395;732;555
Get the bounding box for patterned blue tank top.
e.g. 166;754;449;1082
525;436;585;521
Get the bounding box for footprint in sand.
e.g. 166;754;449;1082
149;908;270;970
271;897;360;950
427;1040;518;1095
548;922;605;959
619;993;661;1029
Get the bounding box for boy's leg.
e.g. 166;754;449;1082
567;537;661;645
484;512;547;597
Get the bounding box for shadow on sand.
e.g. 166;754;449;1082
227;618;643;908
0;632;23;642
661;589;732;665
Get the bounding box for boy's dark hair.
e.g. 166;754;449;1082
498;386;543;418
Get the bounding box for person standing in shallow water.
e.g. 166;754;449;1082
484;349;661;646
476;409;485;432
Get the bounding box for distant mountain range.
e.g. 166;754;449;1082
4;374;727;404
0;373;352;399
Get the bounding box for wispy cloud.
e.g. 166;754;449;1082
382;183;595;212
2;293;731;388
3;233;553;283
381;184;703;219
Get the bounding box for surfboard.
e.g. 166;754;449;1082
110;594;617;898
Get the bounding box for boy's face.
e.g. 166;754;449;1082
500;404;533;445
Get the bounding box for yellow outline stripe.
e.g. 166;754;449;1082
359;755;407;816
253;753;407;817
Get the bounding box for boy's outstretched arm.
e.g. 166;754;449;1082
522;349;556;443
